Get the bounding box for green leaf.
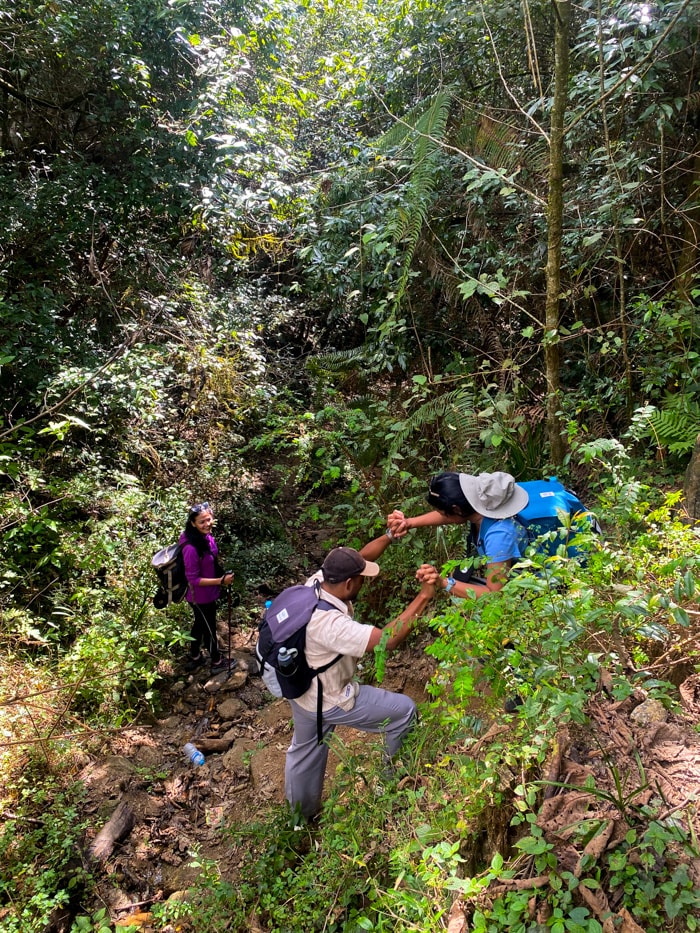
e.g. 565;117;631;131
458;279;478;299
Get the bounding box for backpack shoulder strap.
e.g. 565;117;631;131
306;596;343;675
307;591;346;744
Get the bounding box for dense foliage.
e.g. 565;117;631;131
1;0;699;930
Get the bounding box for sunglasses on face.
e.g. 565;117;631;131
190;502;210;515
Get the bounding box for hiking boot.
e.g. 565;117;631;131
211;656;238;674
184;653;205;672
504;695;524;713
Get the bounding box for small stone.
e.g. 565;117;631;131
630;698;668;727
217;697;246;719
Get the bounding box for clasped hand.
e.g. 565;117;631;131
416;564;441;586
387;509;409;538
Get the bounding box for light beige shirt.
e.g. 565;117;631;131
293;573;373;713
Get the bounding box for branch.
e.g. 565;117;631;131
0;331;138;441
479;2;550;144
0;73;88;111
565;0;694;136
0;286;165;442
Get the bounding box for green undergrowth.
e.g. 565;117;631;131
3;480;700;932
140;494;700;933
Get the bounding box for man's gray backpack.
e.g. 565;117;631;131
256;582;343;743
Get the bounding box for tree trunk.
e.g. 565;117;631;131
677;150;700;300
683;434;700;522
544;0;570;467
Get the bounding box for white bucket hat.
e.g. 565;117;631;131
459;471;529;519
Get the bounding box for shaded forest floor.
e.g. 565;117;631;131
75;620;438;931
68;610;700;932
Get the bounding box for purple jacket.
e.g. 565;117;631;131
179;532;220;605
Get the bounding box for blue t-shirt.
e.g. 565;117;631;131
476;517;527;564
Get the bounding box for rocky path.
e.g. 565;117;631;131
72;617;700;933
77;626;437;930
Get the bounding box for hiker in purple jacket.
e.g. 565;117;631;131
180;502;236;673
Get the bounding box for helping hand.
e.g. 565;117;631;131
386;509;408;538
416;564;442;586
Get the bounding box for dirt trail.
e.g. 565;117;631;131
74;615;700;932
77;624;438;928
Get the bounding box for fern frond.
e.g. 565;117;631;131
384;387;481;469
647;399;700;455
376;91;453;304
307;347;372;377
376;88;455;153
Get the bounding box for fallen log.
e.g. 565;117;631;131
193;736;235;754
88;798;135;863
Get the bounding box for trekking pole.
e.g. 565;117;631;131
227;582;232;665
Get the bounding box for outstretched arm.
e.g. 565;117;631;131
359;531;396;562
416;562;508;597
387;509;468;539
366;581;436;652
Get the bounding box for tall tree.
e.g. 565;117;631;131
544;0;570;466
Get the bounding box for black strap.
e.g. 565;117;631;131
309;594;342;743
312;652;343;744
317;682;324;747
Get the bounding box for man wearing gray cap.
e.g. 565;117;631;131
387;471;530;599
284;536;436;821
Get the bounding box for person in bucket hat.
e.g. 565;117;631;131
283;532;436;822
386;471;530;599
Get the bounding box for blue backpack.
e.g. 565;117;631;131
256;581;343;743
473;477;600;567
515;477;600;559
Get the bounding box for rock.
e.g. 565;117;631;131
160;863;201;896
159;715;184;729
204;669;248;694
222;739;258;773
80;756;140;796
133;745;165;768
216;697;246;719
630;698;667;727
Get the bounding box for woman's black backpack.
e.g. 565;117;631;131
152;544;188;608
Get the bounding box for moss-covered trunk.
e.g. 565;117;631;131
544;0;571;467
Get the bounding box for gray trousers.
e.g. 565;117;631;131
284;684;417;819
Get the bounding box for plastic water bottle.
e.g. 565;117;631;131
277;646;298;673
183;742;205;766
